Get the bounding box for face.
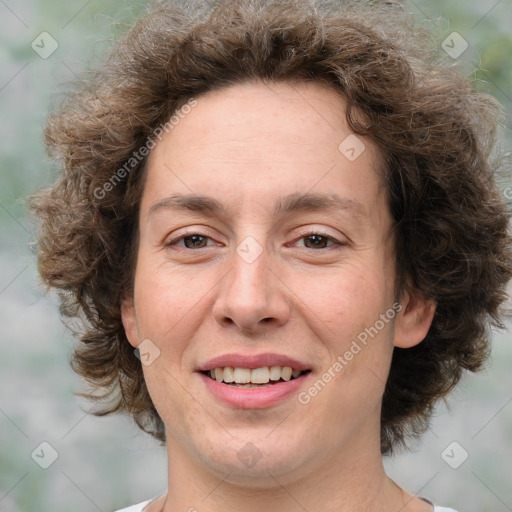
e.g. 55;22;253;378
122;80;433;486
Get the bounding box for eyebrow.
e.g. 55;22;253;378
147;192;367;220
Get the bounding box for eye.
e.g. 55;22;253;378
292;231;345;249
165;232;217;249
164;229;345;251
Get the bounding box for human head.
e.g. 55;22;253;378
31;0;512;455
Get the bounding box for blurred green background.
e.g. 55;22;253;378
0;1;511;511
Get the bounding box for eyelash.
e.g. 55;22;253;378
292;229;345;249
164;229;345;250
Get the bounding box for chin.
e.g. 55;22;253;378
192;430;315;486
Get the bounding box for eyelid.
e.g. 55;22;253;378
163;227;221;247
291;227;348;247
163;226;348;250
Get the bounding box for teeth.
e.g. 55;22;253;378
251;367;270;384
223;367;235;383
207;365;303;384
233;367;251;383
269;366;282;381
281;366;292;381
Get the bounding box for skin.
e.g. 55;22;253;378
121;80;436;512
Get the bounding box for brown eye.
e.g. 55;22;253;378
303;234;331;248
165;232;216;249
293;232;341;249
182;235;208;248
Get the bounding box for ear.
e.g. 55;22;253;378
121;295;139;348
393;290;436;348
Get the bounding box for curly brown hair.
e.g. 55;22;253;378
30;0;512;454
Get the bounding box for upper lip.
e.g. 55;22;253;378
196;353;311;372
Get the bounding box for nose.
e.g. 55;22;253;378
212;242;291;334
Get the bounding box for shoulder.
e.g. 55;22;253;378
113;498;153;512
419;496;457;512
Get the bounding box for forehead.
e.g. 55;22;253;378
141;80;386;222
152;80;372;161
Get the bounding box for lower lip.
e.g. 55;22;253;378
198;372;311;409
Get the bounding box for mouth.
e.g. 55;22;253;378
201;366;312;387
196;353;313;408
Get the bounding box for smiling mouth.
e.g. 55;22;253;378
201;366;311;387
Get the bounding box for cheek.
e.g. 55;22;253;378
314;271;396;410
298;263;392;337
298;259;396;389
133;258;209;347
